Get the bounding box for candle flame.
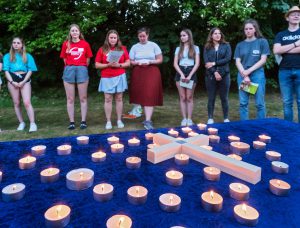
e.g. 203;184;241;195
277;180;281;186
101;184;104;192
26;156;30;162
56;205;62;218
210;191;214;199
135;187;140;196
237;143;241;146
238;184;242;190
131;157;135;162
209;167;213;172
12;185;17;191
79;172;83;179
171;171;175;176
180;154;183;159
48;168;53;174
169;195;174;205
242;204;247;214
118;217;125;227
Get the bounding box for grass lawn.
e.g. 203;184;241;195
0;88;286;142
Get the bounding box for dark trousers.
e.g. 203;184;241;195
205;73;230;119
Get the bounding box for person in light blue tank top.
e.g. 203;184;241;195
173;29;200;126
3;37;38;132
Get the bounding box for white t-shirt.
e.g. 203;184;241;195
175;45;199;66
129;41;162;63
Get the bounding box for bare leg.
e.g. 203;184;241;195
63;82;76;122
176;82;187;119
20;83;35;123
186;84;196;119
7;83;23;123
115;92;123;121
144;106;154;121
104;93;113;122
77;81;89;122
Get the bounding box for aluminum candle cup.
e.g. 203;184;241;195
93;183;114;202
19;156;36;169
168;129;179;137
2;183;26;202
40;168;60;183
126;156;141;169
110;143;124;153
228;135;240;142
76;136;89;145
203;167;221;181
91;151;106;162
265;151;281;161
253;141;266;150
31;145;47;156
107;136;119;145
57;145;72;155
230;142;250;155
258;134;271;143
229;183;250;200
127;186;148;205
234;204;259;226
66;168;94;190
165;170;183;186
44;204;71;228
209;135;220;143
159;193;181;212
227;154;242;161
128;138;140;146
174;153;190;165
201;191;223;212
106;215;132;228
207;128;218;135
181;127;192;134
197;123;207;130
145;132;154;140
269;179;291;196
271;161;289;174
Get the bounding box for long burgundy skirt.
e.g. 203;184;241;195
129;65;163;106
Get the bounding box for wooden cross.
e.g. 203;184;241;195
147;133;261;184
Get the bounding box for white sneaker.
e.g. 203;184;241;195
117;120;124;128
187;119;194;126
207;119;214;124
224;119;230;123
105;121;112;130
17;122;26;131
29;123;37;132
181;118;187;126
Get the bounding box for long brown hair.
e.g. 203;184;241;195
9;37;27;63
243;19;264;38
178;29;195;59
66;24;85;52
204;27;228;50
101;30;123;53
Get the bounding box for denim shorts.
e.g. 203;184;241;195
175;65;198;83
62;66;89;83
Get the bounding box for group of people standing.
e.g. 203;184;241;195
1;5;300;132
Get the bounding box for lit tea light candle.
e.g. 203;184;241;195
126;156;141;169
159;193;181;212
174;153;189;165
127;185;148;205
271;161;289;174
93;183;114;202
188;131;199;137
253;141;266;150
176;137;185;140
128;137;140;146
209;135;220;143
44;204;71;228
207;127;218;135
227;154;242;161
165;170;183;186
269;179;291;196
2;183;26;202
168;129;179;137
107;136;119;145
57;145;72;155
201;190;223;212
76;136;89;145
181;126;192;134
40;167;60;183
229;183;250;200
145;132;154;140
265;151;281;161
197;123;207;130
0;171;2;183
111;143;124;153
258;134;271;143
203;167;221;181
91;151;106;162
147;143;158;149
19;155;36;169
200;145;213;150
230;142;250;155
234;203;259;226
31;145;47;156
228;135;240;142
106;215;132;228
66;168;94;190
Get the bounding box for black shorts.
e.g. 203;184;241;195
175;65;198;83
10;72;31;83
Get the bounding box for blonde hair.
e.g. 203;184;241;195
101;30;123;53
9;37;27;63
66;24;85;52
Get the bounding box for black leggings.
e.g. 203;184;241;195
205;73;230;119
